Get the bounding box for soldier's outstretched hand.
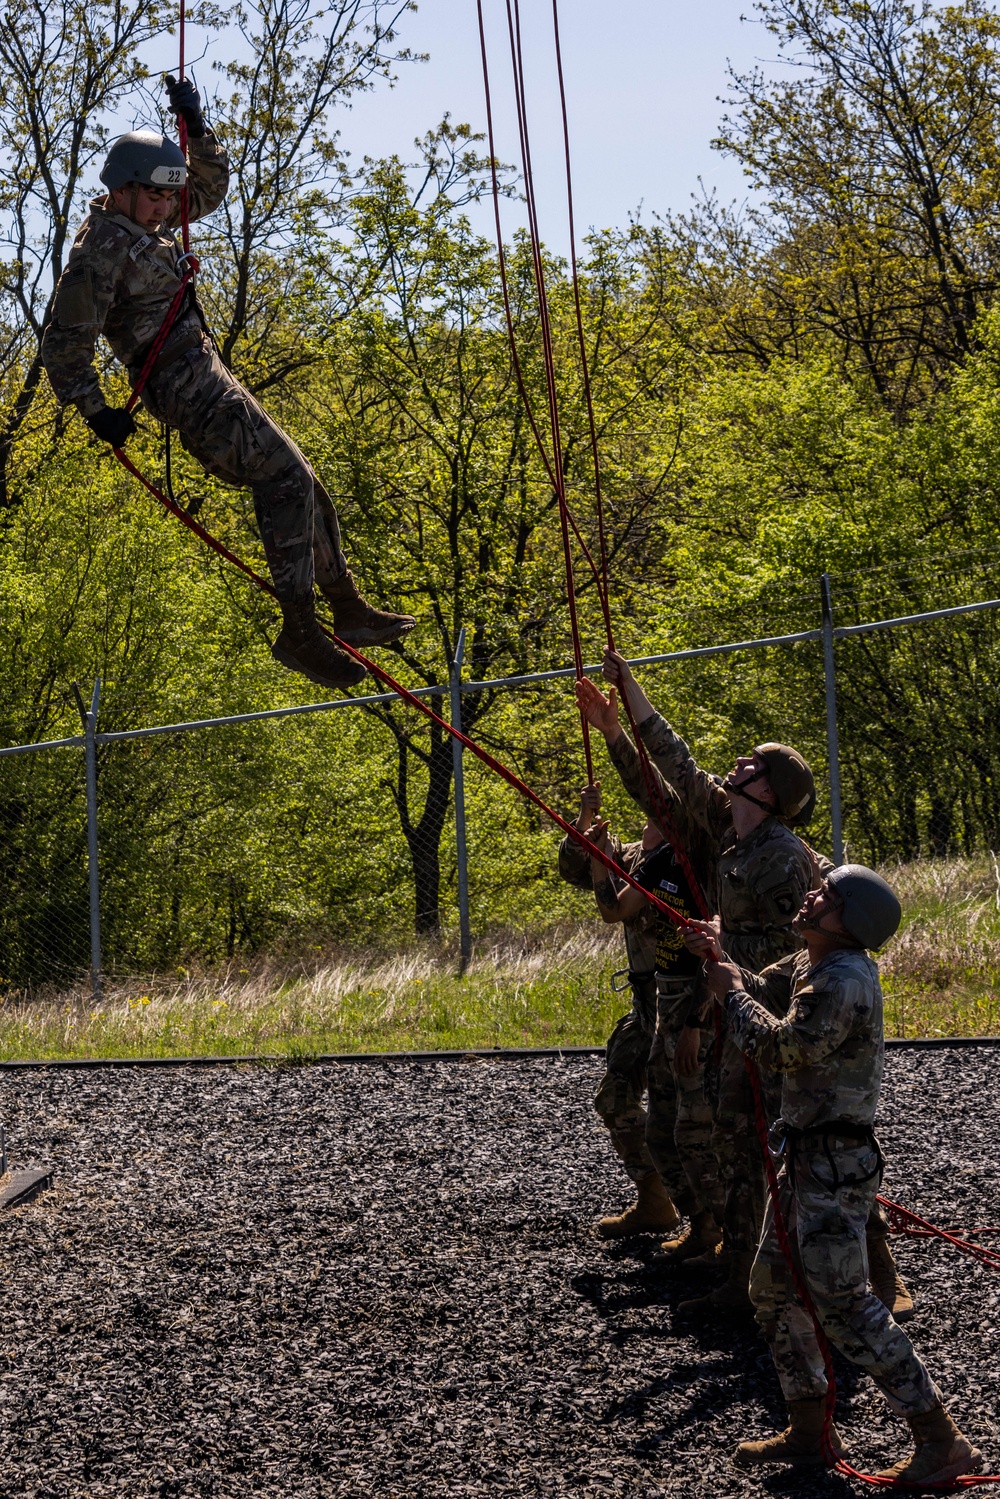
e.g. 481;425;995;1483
576;781;602;830
575;676;619;737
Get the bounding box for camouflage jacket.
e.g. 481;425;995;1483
41;132;229;418
558;832;657;973
725;947;884;1128
608;713;813;971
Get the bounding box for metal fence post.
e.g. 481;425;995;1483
84;678;103;998
450;629;472;972
820;575;844;865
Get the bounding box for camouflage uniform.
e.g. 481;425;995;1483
41;133;346;605
608;716;813;1257
559;834;672;1190
725;949;940;1416
560;787;721;1220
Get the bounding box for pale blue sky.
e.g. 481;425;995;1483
338;0;767;245
135;0;775;249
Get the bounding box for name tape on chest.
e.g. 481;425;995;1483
128;234;155;263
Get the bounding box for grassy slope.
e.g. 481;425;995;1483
2;857;999;1061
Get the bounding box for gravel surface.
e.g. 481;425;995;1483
0;1049;997;1498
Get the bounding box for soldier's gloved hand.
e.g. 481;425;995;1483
85;406;138;449
165;74;205;138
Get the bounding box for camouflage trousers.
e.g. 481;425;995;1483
653;983;722;1222
594;975;716;1217
709;1027;776;1256
141;335;347;604
594;973;667;1190
751;1143;939;1415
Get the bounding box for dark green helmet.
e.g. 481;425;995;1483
100;131;187;191
755;742;816;827
827;864;901;949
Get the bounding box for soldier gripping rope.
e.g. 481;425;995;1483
557;785;685;1240
41;78;413;691
582;804;724;1259
685;868;983;1485
575;651;913;1318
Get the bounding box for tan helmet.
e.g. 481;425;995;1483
755;742;816;826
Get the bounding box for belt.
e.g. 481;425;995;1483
129;326;206;383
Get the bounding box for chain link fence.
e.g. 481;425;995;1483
3;575;1000;996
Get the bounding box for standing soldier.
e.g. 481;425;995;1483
584;806;723;1260
41;78;413;691
686;869;981;1484
576;658;816;1311
557;786;683;1240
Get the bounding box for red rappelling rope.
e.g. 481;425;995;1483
878;1196;1000;1271
116;447;703;931
746;1059;1000;1487
477;0;712;919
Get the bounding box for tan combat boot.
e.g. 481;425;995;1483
272;597;367;689
321;569;415;646
733;1397;846;1469
866;1226;915;1322
656;1209;722;1263
877;1404;983;1484
677;1249;755;1314
596;1174;680;1240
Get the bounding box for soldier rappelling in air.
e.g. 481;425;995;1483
41;76;414;692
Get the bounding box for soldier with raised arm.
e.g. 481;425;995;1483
42;77;413;692
558;787;684;1239
576;658;814;1310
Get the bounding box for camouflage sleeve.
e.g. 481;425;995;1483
722;842;812;972
725;961;874;1074
41;223;131;417
731;952;799;1018
608;730;677;825
166;130;229;226
557;834;592;891
633;713;730;838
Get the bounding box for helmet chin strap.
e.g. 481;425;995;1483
727;765;774;814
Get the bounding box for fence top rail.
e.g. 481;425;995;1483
3;591;1000;753
0;733;85;759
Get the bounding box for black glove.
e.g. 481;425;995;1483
85;406;138;448
165;74;205;138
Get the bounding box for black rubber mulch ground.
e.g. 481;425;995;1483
0;1049;997;1497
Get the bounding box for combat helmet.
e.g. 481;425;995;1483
100;131;187;191
732;742;816;826
827;864;901;950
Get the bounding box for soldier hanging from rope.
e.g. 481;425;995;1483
41;78;413;692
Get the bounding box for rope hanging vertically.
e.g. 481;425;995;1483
476;0;712;917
